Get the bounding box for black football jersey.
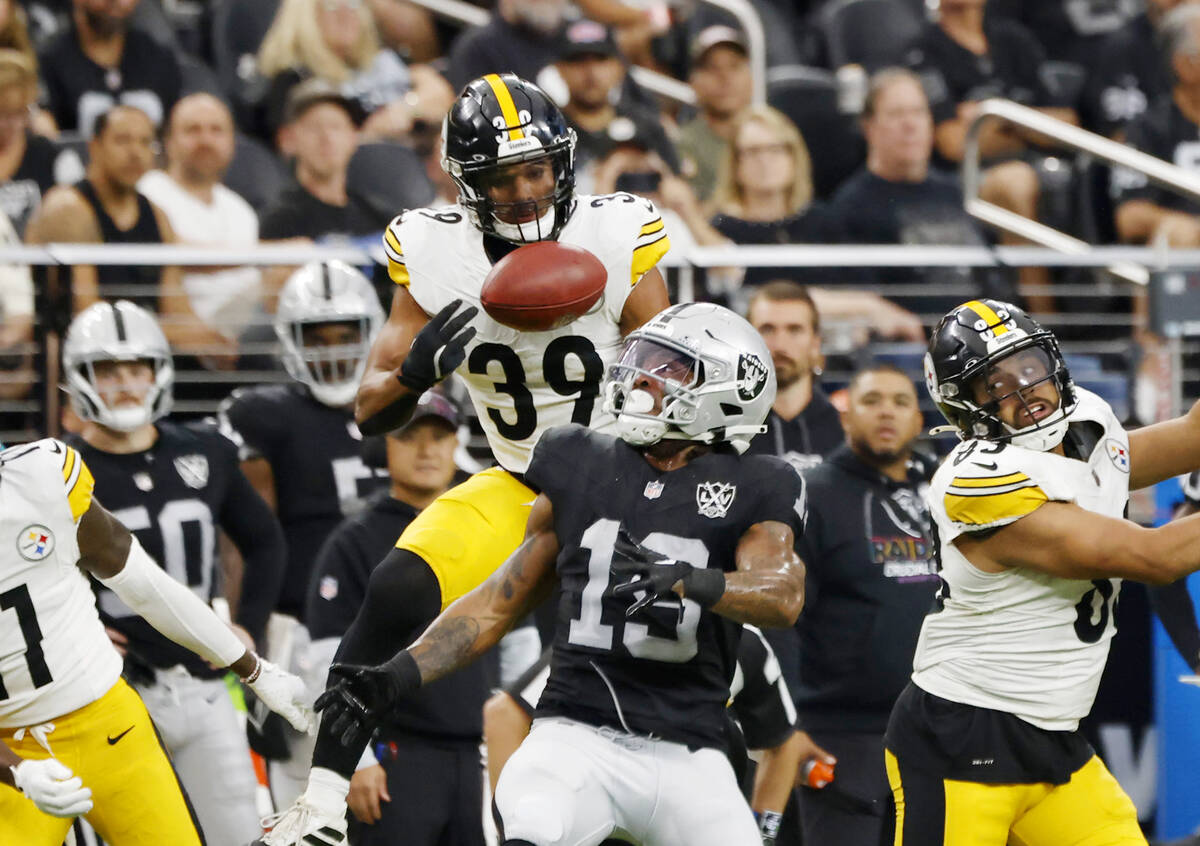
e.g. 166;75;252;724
218;384;390;620
524;425;807;750
69;422;257;677
1111;97;1200;217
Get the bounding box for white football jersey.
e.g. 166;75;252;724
912;388;1130;731
383;194;670;473
0;440;122;727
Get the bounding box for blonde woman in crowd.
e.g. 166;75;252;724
257;0;452;145
709;104;844;289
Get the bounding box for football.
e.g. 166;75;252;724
480;241;608;332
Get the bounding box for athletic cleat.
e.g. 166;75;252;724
251;799;347;845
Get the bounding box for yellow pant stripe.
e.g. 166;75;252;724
884;749;905;846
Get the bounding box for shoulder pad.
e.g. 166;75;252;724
934;440;1052;532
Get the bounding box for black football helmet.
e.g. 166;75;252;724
924;299;1076;451
441;73;577;243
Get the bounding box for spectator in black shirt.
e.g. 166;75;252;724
767;363;934;846
742;282;844;472
0;49;83;235
829;68;1002;320
988;0;1134;66
554;19;678;191
904;0;1078;313
261;80;389;241
1113;5;1200;248
710;104;843;289
302;392;513;846
260;79;393;297
1079;0;1183;138
445;0;567;93
38;0;182;135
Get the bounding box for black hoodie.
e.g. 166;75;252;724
766;445;939;734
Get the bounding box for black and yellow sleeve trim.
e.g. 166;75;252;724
639;218;665;237
944;472;1047;527
382;220;409;286
60;444;95;522
631;234;670;285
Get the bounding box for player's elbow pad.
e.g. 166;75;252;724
98;535;246;669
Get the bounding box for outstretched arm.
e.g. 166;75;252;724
408;495;559;683
1128;398;1200;490
75;499;314;732
316;495;560;744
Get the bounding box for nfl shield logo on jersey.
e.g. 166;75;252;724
1106;439;1130;473
696;482;736;519
319;576;339;600
174;454;209;489
17;525;54;561
644;480;664;500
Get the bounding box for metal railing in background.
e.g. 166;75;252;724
7;241;1200;446
961;98;1200;286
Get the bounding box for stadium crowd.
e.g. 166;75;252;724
1;0;1199;844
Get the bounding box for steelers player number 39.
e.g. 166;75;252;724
469;337;604;440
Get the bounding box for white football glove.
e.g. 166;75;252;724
246;658;316;735
10;758;93;817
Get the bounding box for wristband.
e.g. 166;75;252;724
241;656;262;684
681;568;725;608
382;649;423;696
757;810;783;842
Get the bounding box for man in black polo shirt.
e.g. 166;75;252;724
1113;5;1200;248
38;0;182;135
771;363;934;846
260;80;390;244
743;281;843;472
303;391;503;846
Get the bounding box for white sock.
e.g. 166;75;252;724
304;767;350;815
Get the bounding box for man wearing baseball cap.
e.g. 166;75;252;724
679;25;753;203
555;19;680;187
299;390;521;845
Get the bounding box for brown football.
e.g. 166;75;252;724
480;241;607;332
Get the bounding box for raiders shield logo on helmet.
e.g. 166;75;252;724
737;353;768;402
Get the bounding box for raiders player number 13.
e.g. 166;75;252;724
254;73;672;846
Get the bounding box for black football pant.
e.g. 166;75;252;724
348;735;485;846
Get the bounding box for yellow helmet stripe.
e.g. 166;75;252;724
483;74;525;141
964;299;1008;336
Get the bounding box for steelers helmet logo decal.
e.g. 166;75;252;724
17;525;54;562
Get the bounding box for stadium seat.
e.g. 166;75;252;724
347;142;437;217
818;0;923;72
223;132;288;212
766;65;867;200
211;0;280;105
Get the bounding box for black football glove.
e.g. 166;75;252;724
314;653;420;747
397;299;478;393
610;529;694;619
